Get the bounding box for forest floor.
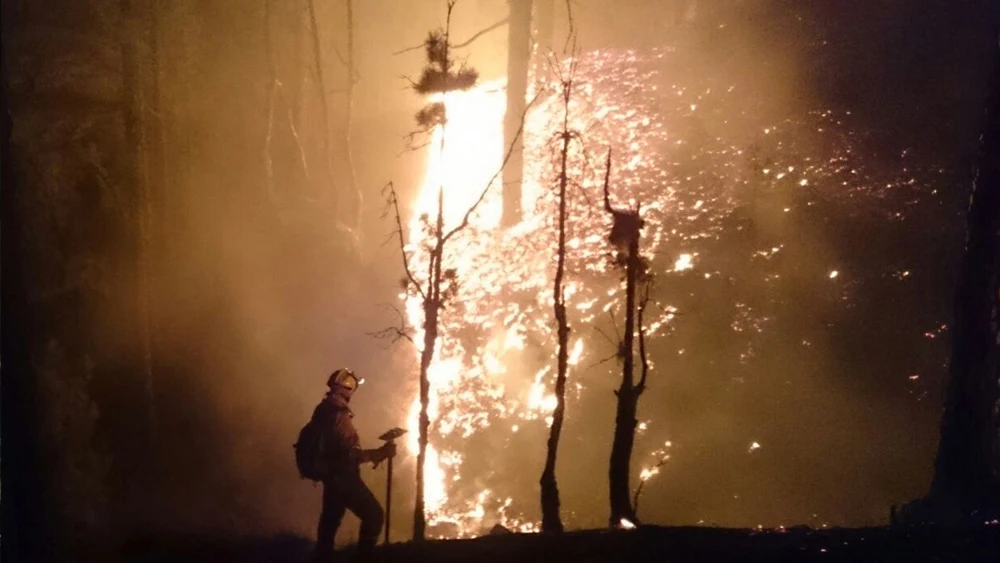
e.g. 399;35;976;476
123;524;1000;563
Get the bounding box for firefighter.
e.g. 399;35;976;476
314;368;396;562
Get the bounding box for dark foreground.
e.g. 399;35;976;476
125;524;999;563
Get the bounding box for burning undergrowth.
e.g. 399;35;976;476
396;46;944;536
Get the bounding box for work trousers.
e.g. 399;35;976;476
317;472;384;557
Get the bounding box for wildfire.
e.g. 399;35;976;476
398;47;937;537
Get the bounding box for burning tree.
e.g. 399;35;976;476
382;0;530;540
601;149;653;528
400;3;476;540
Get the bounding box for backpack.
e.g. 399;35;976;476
294;417;330;481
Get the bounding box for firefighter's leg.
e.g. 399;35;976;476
341;474;384;555
317;480;347;561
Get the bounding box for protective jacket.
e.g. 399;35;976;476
312;390;378;476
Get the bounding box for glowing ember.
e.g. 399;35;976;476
674;253;695;272
396;46;938;537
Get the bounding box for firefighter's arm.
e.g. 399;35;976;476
356;442;396;465
332;412;394;464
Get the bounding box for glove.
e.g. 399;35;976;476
371;442;398;468
379;442;398;460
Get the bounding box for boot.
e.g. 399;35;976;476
353;538;376;563
314;544;337;563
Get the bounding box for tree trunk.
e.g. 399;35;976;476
609;236;640;527
502;0;531;226
929;34;1000;520
540;86;571;533
414;297;437;541
414;112;448;539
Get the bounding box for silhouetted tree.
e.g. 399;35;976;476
928;33;1000;522
602;149;651;528
539;54;580;534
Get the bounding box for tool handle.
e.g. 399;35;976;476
384;455;394;545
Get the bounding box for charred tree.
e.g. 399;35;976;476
602;149;650;528
927;33;1000;522
502;0;531;226
539;61;577;534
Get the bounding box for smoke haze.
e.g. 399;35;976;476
4;0;998;551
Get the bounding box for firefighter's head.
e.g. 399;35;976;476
327;368;360;399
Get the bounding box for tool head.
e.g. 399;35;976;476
379;427;407;441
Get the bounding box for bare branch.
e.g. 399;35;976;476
382;181;426;300
452;17;509;48
593;325;618;349
367;303;416;347
393;42;425;56
400;74;420;90
563;0;577;55
633;455;669;516
587;353;621;370
441;91;541;244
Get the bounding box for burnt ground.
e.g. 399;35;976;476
122;524;999;563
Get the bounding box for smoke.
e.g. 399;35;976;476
11;0;996;550
154;0;998;538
